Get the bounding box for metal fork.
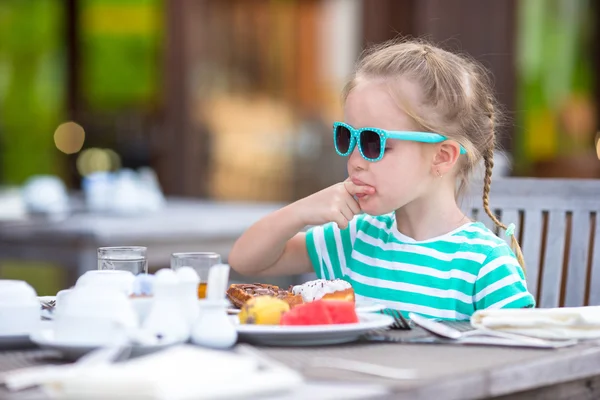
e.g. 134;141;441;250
381;308;411;330
40;300;56;310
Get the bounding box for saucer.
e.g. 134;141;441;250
30;324;182;360
0;320;55;350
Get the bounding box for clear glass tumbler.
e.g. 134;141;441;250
171;252;221;298
98;246;148;275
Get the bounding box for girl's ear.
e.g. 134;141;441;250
431;141;461;176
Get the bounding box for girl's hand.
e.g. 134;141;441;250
294;179;375;229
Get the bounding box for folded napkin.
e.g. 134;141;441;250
43;345;303;400
471;306;600;340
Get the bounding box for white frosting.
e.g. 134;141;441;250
292;279;351;302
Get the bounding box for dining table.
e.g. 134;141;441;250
1;323;600;400
0;197;308;288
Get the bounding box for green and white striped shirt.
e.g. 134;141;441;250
305;213;535;320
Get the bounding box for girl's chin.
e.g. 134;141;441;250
359;196;394;216
358;196;379;214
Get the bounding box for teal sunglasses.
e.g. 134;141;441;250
333;122;466;162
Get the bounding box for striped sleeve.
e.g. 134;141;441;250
473;244;536;310
305;217;358;280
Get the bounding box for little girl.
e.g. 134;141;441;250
229;39;535;320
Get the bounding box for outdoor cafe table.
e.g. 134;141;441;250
2;327;600;400
0;198;297;287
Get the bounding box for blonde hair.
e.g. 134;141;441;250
343;38;525;271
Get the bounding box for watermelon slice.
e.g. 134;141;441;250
280;299;359;325
280;300;333;326
322;300;359;324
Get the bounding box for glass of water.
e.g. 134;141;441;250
171;252;221;298
98;246;148;275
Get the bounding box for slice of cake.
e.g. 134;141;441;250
226;283;303;309
291;279;355;303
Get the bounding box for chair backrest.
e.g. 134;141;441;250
463;177;600;308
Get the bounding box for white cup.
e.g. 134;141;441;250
55;289;73;310
0;280;40;336
53;286;138;346
75;270;135;296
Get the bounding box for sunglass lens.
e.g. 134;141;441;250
335;126;352;154
360;130;381;159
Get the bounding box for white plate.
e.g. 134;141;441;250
30;327;180;361
228;300;385;315
235;313;394;346
0;321;52;349
355;299;385;313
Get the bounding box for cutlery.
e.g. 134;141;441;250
408;312;577;347
381;309;411;330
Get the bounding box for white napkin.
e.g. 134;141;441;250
471;306;600;340
44;345;303;400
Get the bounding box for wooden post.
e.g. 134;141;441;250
594;0;600;138
413;0;517;152
161;0;190;196
360;0;517;152
65;0;79;121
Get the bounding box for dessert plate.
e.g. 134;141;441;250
228;299;385;315
354;298;386;313
235;313;394;346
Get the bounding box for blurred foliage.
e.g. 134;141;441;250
0;0;65;184
0;262;66;296
515;0;596;174
80;0;163;110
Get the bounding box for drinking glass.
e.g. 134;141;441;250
171;252;221;298
98;246;148;275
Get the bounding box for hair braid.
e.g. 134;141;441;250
482;103;526;272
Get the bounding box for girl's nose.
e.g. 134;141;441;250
348;146;368;171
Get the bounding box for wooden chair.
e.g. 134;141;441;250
464;178;600;308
